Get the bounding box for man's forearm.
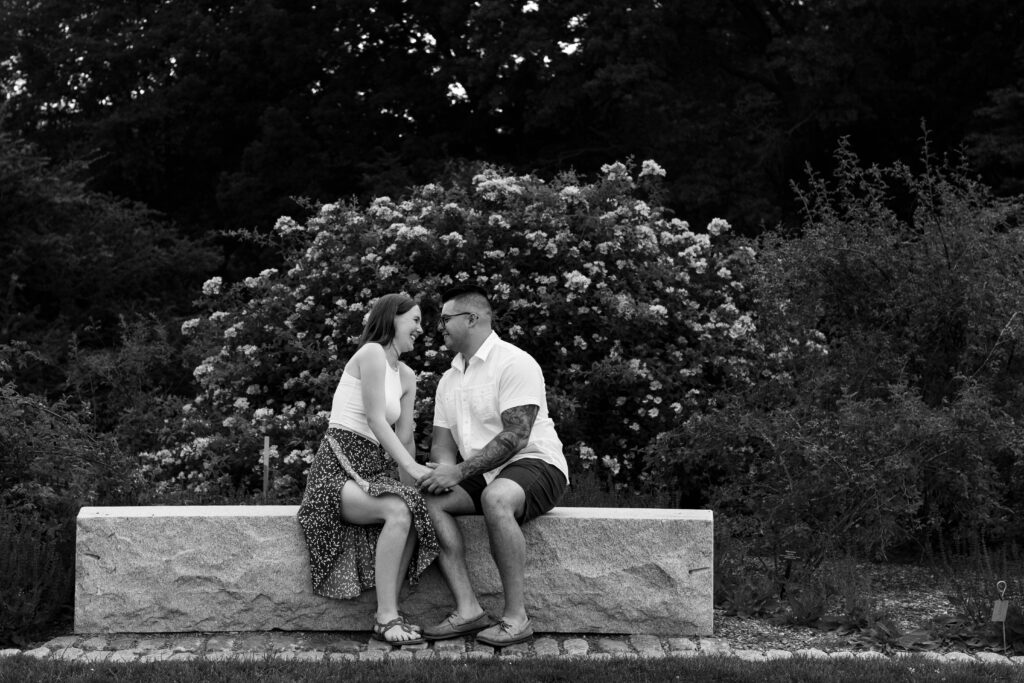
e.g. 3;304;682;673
457;430;526;479
457;404;537;479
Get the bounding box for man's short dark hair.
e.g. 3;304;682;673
441;283;490;305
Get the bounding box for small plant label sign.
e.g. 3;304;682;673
991;581;1009;622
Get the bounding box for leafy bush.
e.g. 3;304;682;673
0;376;147;644
141;160;759;499
647;138;1024;576
0;123;218;376
0;380;141;518
0;118;217;475
655;383;1023;565
0;508;73;646
757;135;1024;410
65;316;195;455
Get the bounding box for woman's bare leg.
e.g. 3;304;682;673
339;482;417;641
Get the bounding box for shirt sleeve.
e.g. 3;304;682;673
496;352;547;413
432;375;451;428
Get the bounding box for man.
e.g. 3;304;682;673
416;283;569;646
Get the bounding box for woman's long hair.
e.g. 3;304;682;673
357;293;417;348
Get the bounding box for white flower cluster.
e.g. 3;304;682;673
473;168;526;201
600;161;632;184
639;159;667;178
564;270;592;292
274;216;303;236
202;277;222;296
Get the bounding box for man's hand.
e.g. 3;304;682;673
417;462;462;494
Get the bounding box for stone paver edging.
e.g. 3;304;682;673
1;633;1023;666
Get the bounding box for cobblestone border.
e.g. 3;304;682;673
2;633;1023;666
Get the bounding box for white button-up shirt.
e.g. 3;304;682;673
433;332;569;484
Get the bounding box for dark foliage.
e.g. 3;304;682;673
2;1;1023;239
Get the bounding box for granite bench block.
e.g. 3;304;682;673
75;505;712;635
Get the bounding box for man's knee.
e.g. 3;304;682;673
480;481;524;519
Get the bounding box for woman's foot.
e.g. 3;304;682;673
372;615;425;645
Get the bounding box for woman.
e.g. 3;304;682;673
298;293;439;645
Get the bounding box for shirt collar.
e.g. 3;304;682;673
451;331;499;372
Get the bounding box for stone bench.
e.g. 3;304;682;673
75;505;712;635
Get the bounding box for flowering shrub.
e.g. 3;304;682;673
142;161;759;498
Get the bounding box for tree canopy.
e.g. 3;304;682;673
2;0;1023;238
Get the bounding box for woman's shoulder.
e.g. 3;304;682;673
353;342;387;360
350;342;388;372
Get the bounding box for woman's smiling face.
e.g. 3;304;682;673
392;305;422;355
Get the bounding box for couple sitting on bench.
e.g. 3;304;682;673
297;283;569;647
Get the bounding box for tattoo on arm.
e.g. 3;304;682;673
458;405;538;479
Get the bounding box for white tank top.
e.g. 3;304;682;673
328;364;402;444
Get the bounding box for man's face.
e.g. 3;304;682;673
438;300;474;353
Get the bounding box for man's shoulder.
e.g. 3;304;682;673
490;337;543;376
491;335;537;361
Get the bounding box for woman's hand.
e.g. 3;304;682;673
417;462;462;494
401;462;433;484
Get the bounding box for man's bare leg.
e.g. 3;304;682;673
479;479;529;628
424;489;488;624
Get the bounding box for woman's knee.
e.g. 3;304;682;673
381;496;412;529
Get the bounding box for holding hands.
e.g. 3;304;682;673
401;461;434;484
416;462;461;495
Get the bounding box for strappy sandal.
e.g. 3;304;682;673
398;612;422;633
372;616;426;646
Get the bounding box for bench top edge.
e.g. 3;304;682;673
77;505;712;521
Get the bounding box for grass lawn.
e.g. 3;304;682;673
0;655;1021;682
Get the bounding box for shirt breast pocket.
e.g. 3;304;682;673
467;384;497;422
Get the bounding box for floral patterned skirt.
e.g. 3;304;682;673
297;427;439;600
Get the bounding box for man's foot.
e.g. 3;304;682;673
422;611;495;640
372;616;425;646
475;617;534;647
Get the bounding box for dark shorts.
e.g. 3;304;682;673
458;458;567;524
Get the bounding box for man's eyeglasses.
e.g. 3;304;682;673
438;312;474;327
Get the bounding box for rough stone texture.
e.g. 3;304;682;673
699;638;731;656
596;638;631;654
975;652;1012;665
560;637;589;655
45;636;80;649
51;647;85;661
944;651;975;663
108;651;138;662
76;505;712;635
533;638;560;657
666;637;697;651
